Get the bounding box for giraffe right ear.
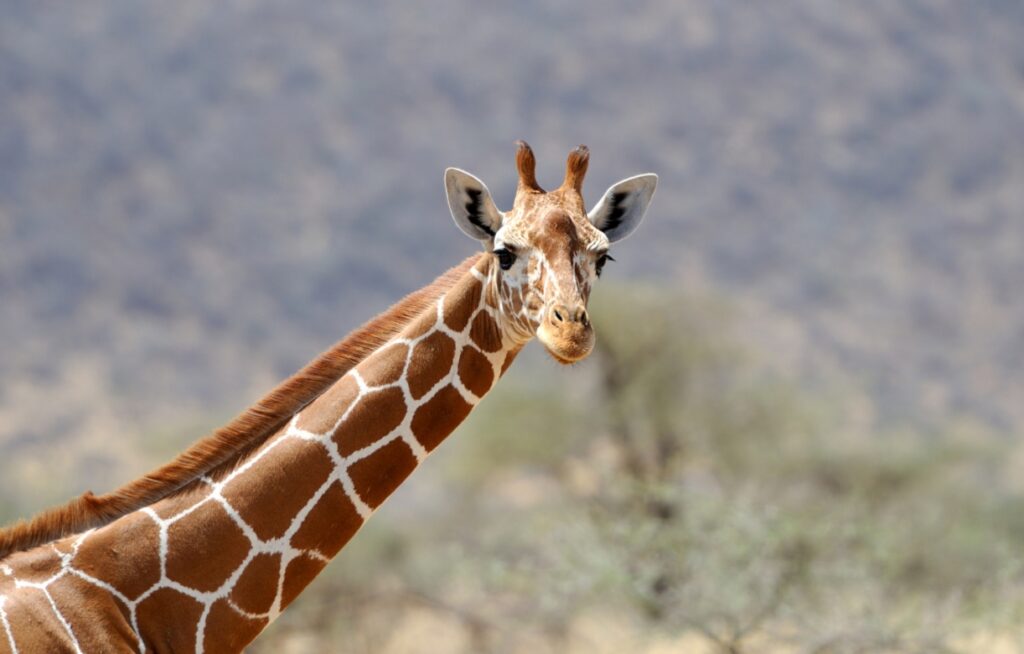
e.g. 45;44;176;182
588;174;658;243
445;168;503;241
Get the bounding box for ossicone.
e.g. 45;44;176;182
515;140;544;193
561;144;590;193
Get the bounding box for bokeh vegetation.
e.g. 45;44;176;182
245;286;1024;653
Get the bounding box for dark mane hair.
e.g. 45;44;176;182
0;254;483;560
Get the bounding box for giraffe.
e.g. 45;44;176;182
0;142;656;653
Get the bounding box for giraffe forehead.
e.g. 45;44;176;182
502;206;606;253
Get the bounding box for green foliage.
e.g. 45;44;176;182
253;285;1024;653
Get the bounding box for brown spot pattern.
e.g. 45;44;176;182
443;279;482;332
458;346;493;397
404;312;437;340
346;439;418;508
296;374;358;434
356;342;408;386
4;547;61;584
407;331;456;398
204;600;267;653
73;512;161;600
136;588;204;653
50;537;77;557
151;483;211;520
6;588;84;651
470;311;503;352
411;386;472;452
165;502;250;593
229;553;281;616
291;481;362;557
280;555;324;609
334;387;405;457
222;439;333;542
47;574;137;651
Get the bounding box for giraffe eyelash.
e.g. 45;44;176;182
493;248;517;270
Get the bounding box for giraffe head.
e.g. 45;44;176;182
445;142;657;363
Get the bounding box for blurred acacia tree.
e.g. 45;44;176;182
253;285;1024;654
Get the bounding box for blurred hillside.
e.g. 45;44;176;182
1;1;1024;512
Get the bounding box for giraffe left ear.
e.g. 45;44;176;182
588;174;658;243
445;168;504;241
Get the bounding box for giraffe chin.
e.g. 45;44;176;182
536;324;595;364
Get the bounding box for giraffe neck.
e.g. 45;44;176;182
0;256;521;654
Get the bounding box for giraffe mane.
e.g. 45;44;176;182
0;254;484;560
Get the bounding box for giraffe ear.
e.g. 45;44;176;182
588;173;658;243
445;168;504;241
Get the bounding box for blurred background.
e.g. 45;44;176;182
2;1;1024;652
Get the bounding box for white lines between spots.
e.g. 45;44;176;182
40;585;83;654
0;596;18;654
0;257;523;652
194;602;213;654
65;568;144;652
226;597;269;622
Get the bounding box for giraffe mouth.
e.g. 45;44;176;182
536;322;595;364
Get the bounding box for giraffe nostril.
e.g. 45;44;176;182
553;308;564;322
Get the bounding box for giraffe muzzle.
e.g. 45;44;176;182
537;302;595;364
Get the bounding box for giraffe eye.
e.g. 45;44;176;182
596;253;614;277
494;248;517;270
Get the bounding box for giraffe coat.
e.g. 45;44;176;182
0;143;656;653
